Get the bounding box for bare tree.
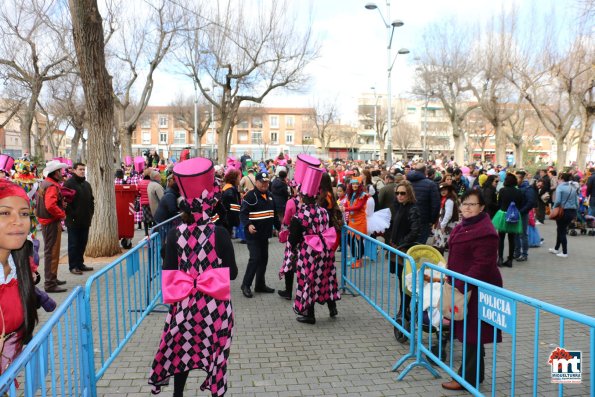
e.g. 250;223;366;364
109;0;182;159
415;19;478;164
169;92;211;155
47;74;87;161
310;100;339;155
68;0;120;257
463;109;494;163
175;0;319;162
508;38;590;170
0;0;71;155
394;121;419;160
470;11;520;166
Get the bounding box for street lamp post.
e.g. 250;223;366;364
210;82;215;159
365;2;408;167
193;80;198;156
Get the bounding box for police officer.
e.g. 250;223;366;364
240;171;280;298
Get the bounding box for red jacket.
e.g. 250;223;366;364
37;177;66;225
138;178;151;205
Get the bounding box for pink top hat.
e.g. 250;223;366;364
124;156;133;166
173;157;215;200
294;153;321;184
300;166;324;197
0;154;14;173
134;156;145;173
226;156;241;171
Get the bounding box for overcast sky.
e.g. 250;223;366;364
148;0;574;124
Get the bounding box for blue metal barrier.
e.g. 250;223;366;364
339;226;423;376
401;262;595;396
0;287;92;397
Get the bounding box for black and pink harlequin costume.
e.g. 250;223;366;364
149;158;237;397
283;165;340;323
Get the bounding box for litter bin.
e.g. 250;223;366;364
115;184;138;249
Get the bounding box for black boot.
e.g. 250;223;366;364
502;258;513;268
297;306;315;324
497;257;504;267
328;300;338;318
278;272;293;300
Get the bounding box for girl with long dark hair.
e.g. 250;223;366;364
0;180;38;377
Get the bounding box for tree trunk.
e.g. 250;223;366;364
556;134;566;171
452;127;465;165
19;81;42;156
81;138;87;162
494;125;507;167
577;113;594;168
69;0;120;257
377;136;385;161
119;127;133;160
514;142;523;168
71;126;82;161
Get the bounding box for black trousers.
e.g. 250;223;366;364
68;226;90;271
498;232;516;260
242;238;269;288
555;209;576;254
458;343;485;385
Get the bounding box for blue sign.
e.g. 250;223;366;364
478;288;516;334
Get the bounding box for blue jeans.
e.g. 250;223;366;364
514;214;529;257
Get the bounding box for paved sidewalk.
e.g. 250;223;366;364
87;221;595;397
29;222;592;396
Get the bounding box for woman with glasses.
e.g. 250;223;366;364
491;173;523;267
441;190;502;392
387;181;420;322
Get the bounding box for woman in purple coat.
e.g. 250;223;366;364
442;190;503;391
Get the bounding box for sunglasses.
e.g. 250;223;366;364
396;191;407;196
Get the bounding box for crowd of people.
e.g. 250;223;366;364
2;146;593;395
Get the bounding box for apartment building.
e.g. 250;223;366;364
133;106;316;161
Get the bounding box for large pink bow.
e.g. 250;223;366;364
303;228;337;252
162;267;230;303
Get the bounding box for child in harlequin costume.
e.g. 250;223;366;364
284;166;340;324
0;180;47;382
149;157;238;397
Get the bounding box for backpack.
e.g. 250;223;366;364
505;201;520;223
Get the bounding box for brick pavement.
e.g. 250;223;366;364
40;222;595;396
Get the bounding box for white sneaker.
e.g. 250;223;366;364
548;248;559;254
556;252;568;258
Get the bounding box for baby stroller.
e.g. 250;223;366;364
568;198;588;236
586;214;595;236
393;244;450;360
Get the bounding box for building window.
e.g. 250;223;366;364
142;131;151;144
269;115;279;128
270;131;278;144
285;116;294;128
252;116;262;128
407;107;416;115
302;135;313;144
132;131;137;142
174;130;186;145
141;116;151;128
238;119;249;128
285;132;293;144
159;131;168;144
158;115;168;128
251;131;262;144
238;131;248;142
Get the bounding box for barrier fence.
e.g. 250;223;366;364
0;287;92;397
401;262;595;397
339;226;427;375
2;221;594;396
